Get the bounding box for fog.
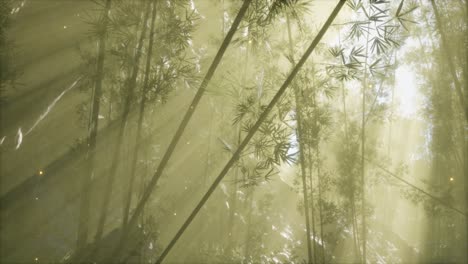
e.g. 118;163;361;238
1;0;467;263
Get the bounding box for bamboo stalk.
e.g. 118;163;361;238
314;93;325;263
287;13;314;264
307;145;318;264
76;0;112;250
361;4;372;261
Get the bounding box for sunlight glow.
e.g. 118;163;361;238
2;1;465;263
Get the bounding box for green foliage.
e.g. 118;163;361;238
75;0;200;125
230;76;295;187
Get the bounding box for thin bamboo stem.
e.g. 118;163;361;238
77;0;112;250
287;13;314;264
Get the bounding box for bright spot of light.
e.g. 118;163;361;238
173;212;177;216
63;25;67;29
395;65;419;117
450;177;454;182
39;170;43;175
35;257;38;261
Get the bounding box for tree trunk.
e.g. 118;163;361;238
94;0;152;242
122;0;158;229
76;0;112;250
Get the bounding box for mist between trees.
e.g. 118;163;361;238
0;0;467;263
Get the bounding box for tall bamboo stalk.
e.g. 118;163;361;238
226;119;241;254
153;2;345;263
94;0;152;242
316;149;325;262
360;5;372;261
313;90;325;263
286;13;314;264
307;145;318;264
338;27;361;261
76;0;112;250
243;188;254;261
226;159;239;253
464;0;468;259
227;24;249;253
340;79;361;261
122;0;158;229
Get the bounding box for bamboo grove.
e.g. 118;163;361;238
0;0;467;263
